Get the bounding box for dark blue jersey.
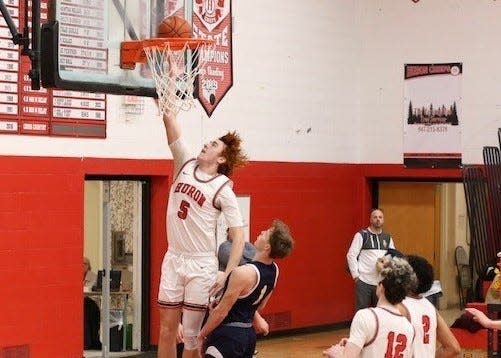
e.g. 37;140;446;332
221;261;279;325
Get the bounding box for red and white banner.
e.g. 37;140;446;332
403;63;462;168
193;0;232;117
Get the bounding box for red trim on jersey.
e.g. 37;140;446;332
400;302;412;322
212;179;231;210
364;308;379;347
194;164;223;183
380;306;405;317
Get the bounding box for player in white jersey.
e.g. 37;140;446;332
401;255;460;358
157;106;248;358
323;257;416;358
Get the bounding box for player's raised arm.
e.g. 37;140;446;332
162;109;181;145
155;98;190;176
209;226;244;297
222;226;245;273
156;53;183;146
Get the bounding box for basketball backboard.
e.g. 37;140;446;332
40;0;193;97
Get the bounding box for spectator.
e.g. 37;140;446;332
347;208;396;310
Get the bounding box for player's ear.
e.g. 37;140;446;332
217;156;227;164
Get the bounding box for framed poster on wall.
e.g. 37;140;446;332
403;63;462;168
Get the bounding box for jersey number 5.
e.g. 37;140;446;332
177;200;190;219
385;332;407;358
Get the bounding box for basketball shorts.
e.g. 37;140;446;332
158;250;218;308
205;325;256;358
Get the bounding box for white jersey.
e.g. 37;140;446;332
348;307;415;358
402;296;437;357
167;158;242;254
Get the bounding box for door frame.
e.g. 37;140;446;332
370;178;468;308
85;175;151;352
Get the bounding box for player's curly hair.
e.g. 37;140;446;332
218;131;248;176
379;257;417;305
269;219;294;259
406;255;434;295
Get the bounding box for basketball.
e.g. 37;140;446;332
157;16;193;38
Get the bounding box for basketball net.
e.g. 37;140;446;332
143;41;211;115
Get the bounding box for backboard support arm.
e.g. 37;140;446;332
28;0;41;90
0;0;28;47
0;0;41;89
111;0;138;40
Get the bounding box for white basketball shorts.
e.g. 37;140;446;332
158;250;218;308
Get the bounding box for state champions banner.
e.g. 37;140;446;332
193;0;233;117
403;63;462;168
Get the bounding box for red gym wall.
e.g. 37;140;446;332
0;156;460;357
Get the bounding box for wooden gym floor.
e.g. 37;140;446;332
94;327;349;357
90;307;461;358
255;327;349;357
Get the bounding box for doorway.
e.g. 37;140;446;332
378;182;440;274
84;178;151;357
377;181;469;308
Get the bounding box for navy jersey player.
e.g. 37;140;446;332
197;220;294;358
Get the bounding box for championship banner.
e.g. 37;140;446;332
193;0;232;117
403;63;462;168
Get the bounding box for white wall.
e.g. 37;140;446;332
1;0;500;164
358;0;501;164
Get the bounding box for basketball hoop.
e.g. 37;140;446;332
120;38;214;114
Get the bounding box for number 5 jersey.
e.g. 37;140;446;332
167;158;243;254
